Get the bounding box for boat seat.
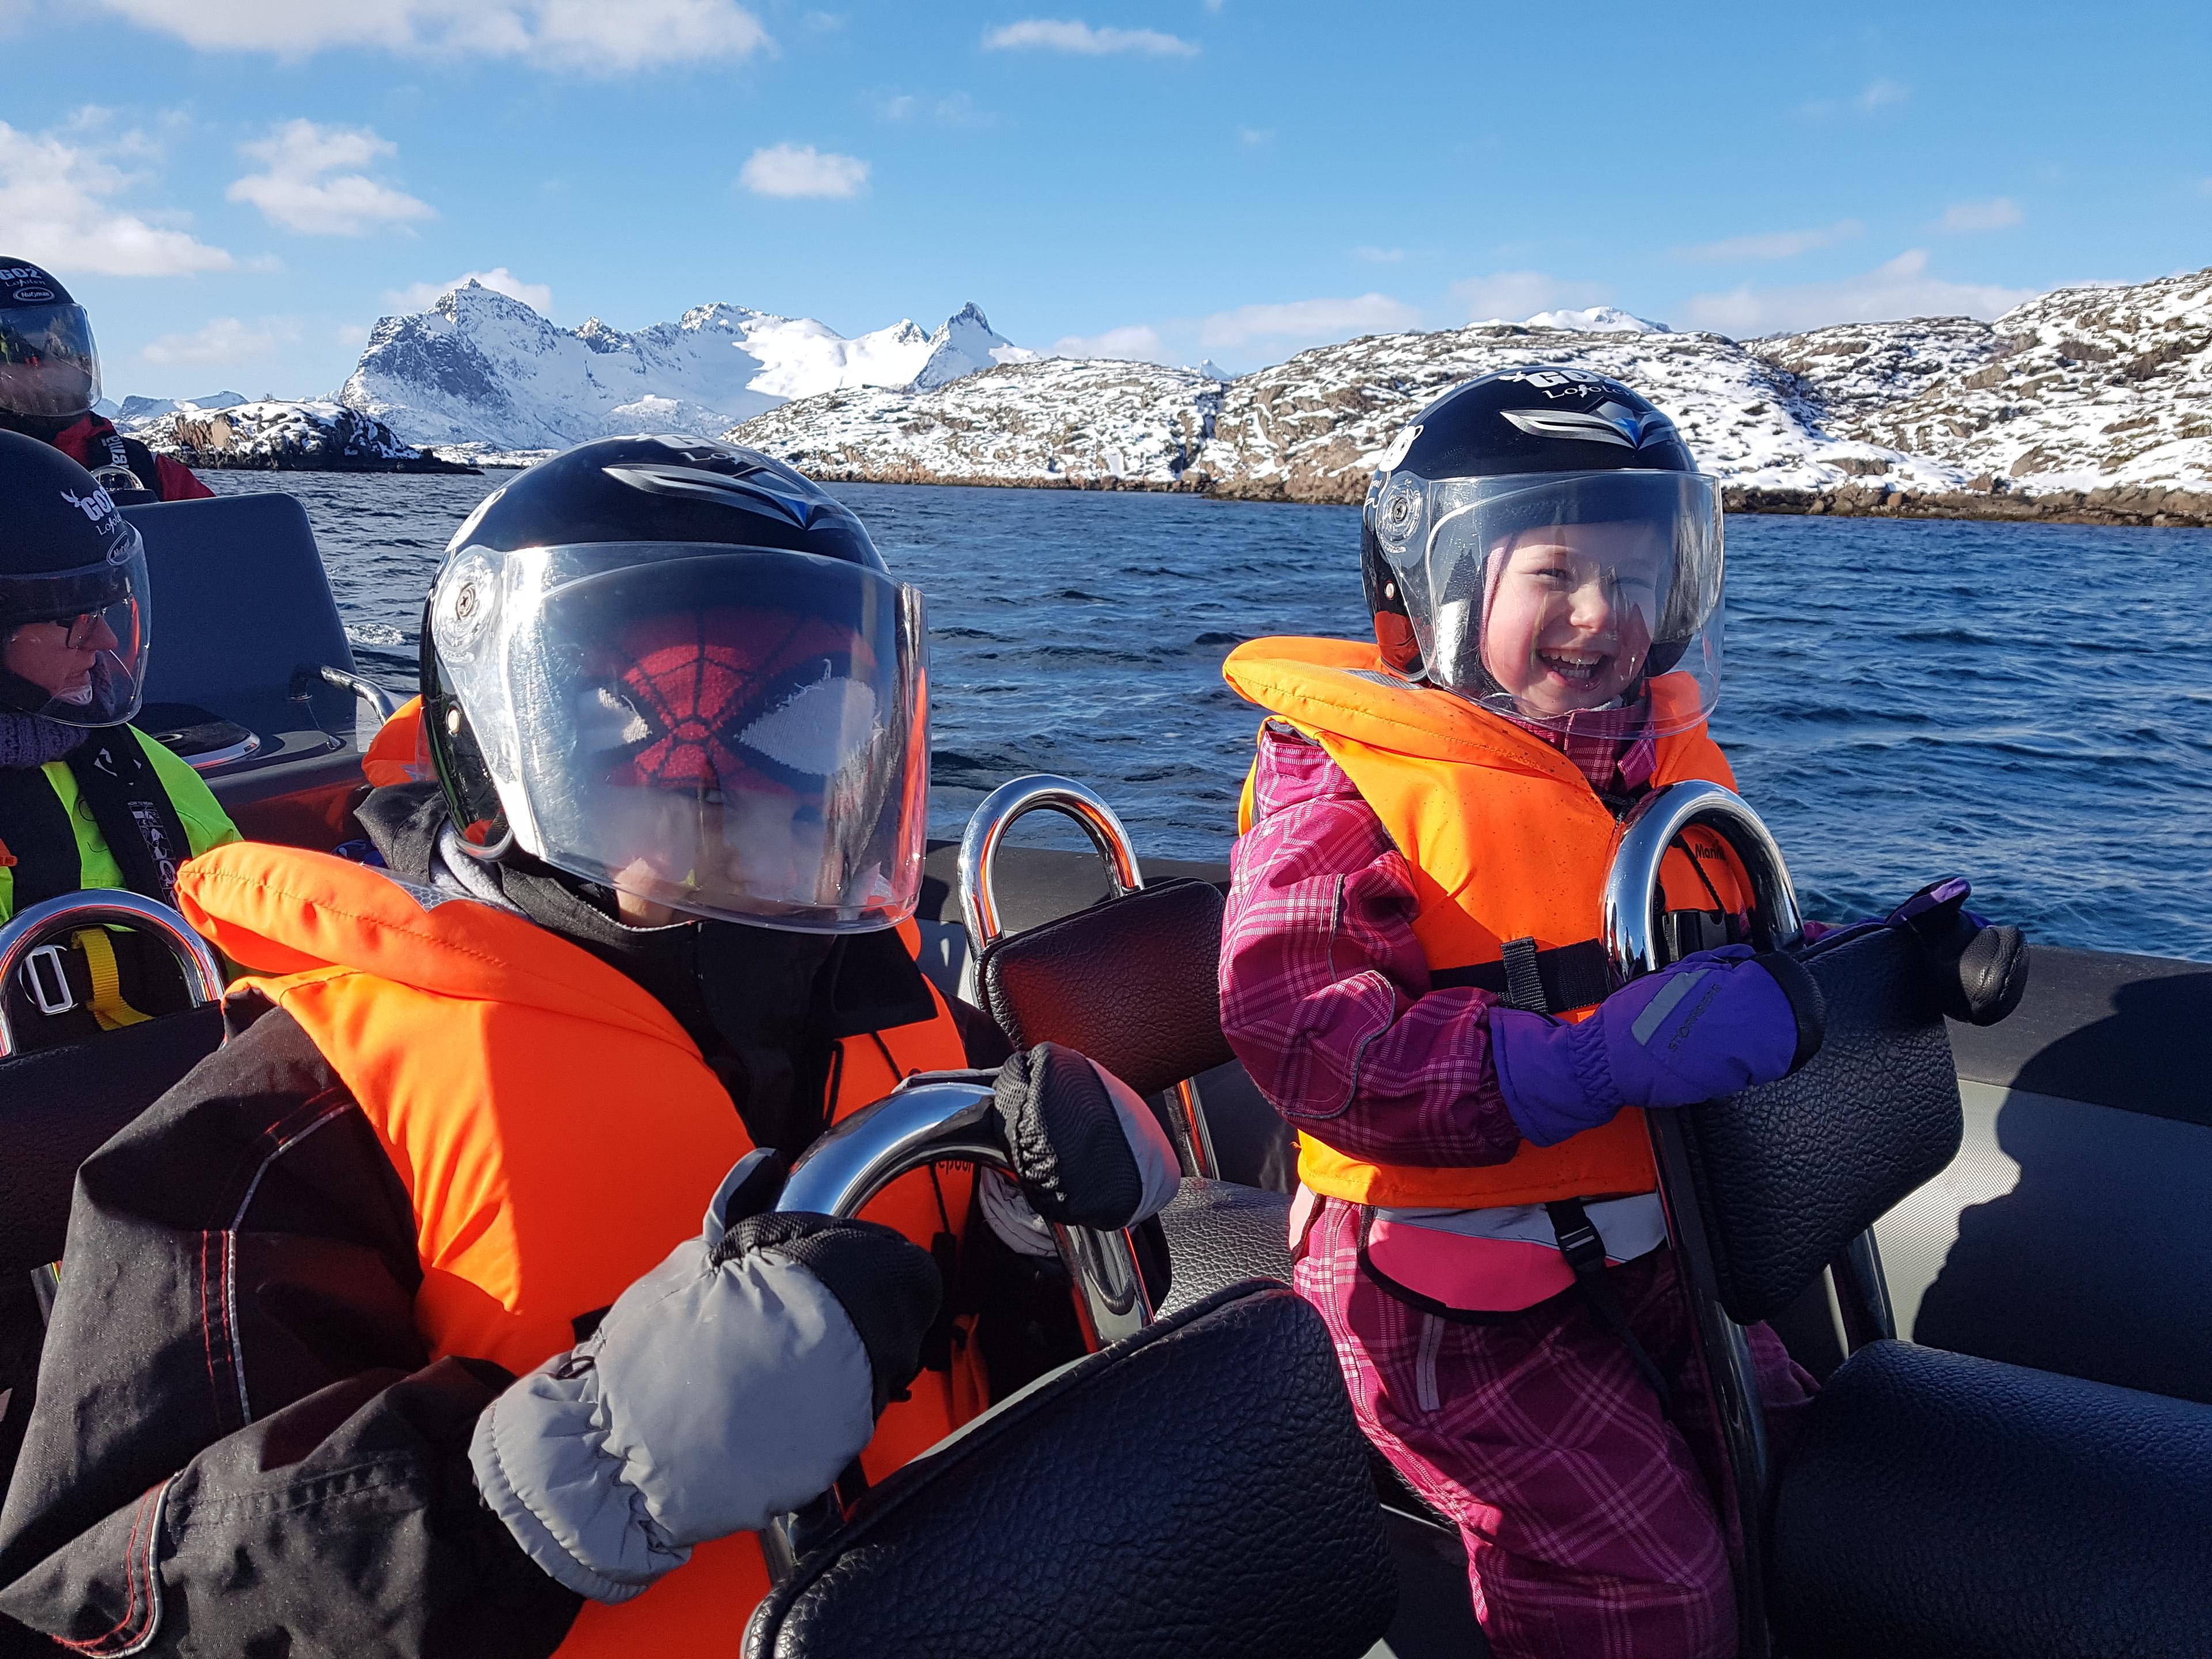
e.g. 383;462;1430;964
974;876;1298;1190
1677;920;1964;1326
1770;1339;2212;1658
1671;920;2212;1653
744;1280;1399;1659
1153;1177;1293;1316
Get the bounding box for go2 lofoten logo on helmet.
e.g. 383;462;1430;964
59;485;119;524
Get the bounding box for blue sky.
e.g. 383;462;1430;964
5;0;2208;400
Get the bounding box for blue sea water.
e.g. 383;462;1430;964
203;472;2212;963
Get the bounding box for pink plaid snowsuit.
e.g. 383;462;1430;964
1220;722;1815;1659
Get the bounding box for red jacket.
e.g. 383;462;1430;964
51;414;215;501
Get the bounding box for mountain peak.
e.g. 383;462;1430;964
1521;305;1669;335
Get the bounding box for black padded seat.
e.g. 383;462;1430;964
975;876;1298;1190
1685;921;1964;1323
1153;1178;1294;1316
978;877;1235;1099
0;1005;224;1278
1771;1339;2212;1659
744;1281;1399;1659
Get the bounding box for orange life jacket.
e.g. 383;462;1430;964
176;841;979;1657
1222;636;1749;1210
360;695;426;788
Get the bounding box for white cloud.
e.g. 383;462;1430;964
90;0;770;72
1449;271;1605;324
335;321;371;348
982;18;1198;56
1052;324;1168;361
1353;246;1405;264
384;267;554;313
1198;293;1418;350
2198;178;2212;198
1801;79;1911;118
228;120;434;236
1676;219;1863;261
738;143;869;199
1941;196;2023;233
1680;249;2039;337
875;90;987;124
0;116;233;276
141;315;299;366
1236;126;1272;146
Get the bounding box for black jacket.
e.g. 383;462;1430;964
0;993;583;1657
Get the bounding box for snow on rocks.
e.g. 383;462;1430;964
338;281;1027;452
734;357;1224;489
732;268;2212;525
144;400;471;472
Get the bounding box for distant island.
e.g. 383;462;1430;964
128;269;2212;526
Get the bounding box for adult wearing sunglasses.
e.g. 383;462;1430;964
0;430;238;1044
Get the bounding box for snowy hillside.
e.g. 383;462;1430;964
730;270;2212;525
338;282;1027;451
115;391;248;427
737;357;1222;489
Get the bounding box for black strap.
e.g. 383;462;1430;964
1546;1198;1676;1420
0;763;84;910
1432;938;1616;1015
66;729;191;908
1498;937;1547;1012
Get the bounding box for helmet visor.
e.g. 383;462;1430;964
0;528;150;726
0;303;99;420
1368;469;1723;734
431;541;929;931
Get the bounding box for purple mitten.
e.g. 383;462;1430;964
1885;876;1990;933
1491;946;1825;1146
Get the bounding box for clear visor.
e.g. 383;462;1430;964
0;304;99;420
0;531;150;726
432;542;929;932
1368;469;1724;734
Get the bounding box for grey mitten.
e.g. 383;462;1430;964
468;1152;941;1603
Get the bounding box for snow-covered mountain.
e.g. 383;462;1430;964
338;283;1028;452
115;391;247;427
729;268;2212;525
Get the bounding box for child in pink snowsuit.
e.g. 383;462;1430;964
1219;369;1821;1659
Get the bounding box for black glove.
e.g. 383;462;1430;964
990;1041;1181;1232
1887;877;2031;1027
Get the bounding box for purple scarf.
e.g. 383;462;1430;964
0;714;90;771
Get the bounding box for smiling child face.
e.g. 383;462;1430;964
1478;521;1668;719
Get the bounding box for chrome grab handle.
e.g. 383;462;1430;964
0;891;226;1059
957;774;1143;951
956;774;1217;1179
764;1074;1155;1580
1601;778;1804;972
778;1075;1154;1351
294;663;404;751
1599;779;1804;1659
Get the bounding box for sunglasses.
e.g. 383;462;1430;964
63;613;104;650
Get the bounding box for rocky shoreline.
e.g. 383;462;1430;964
749;454;2212;528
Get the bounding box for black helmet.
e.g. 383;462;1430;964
422;436;929;932
0;260;100;429
1359;367;1724;735
0;430;150;725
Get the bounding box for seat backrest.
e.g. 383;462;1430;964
1683;922;1963;1324
124;493;355;732
978;877;1235;1099
0;1005;224;1277
744;1281;1399;1659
